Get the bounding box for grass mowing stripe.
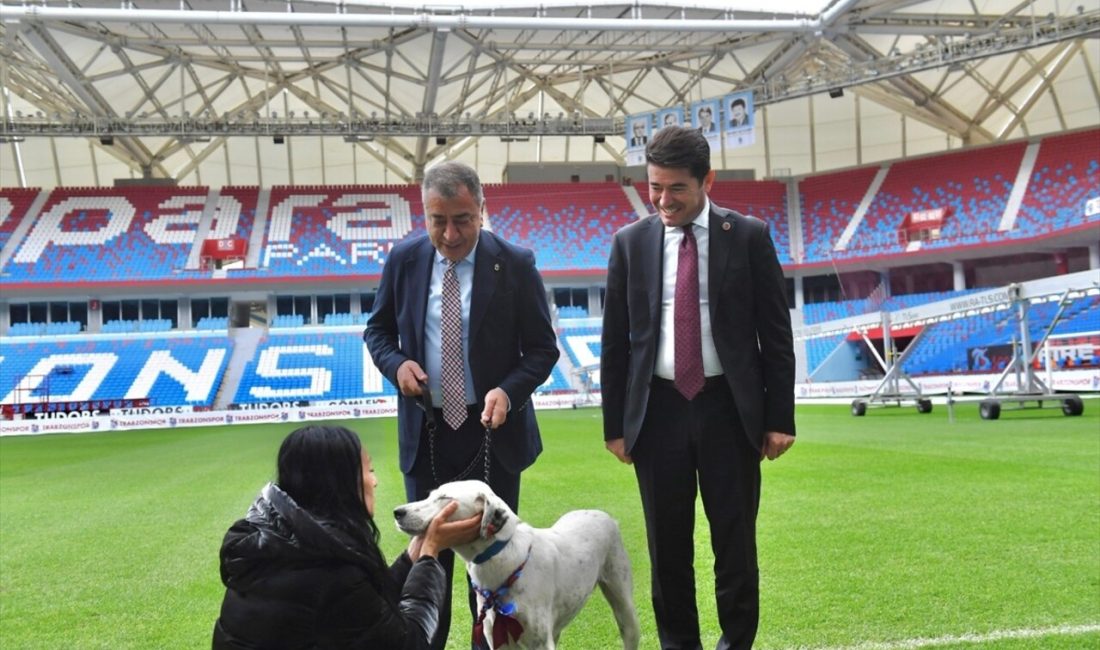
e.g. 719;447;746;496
786;623;1100;650
1;402;1096;649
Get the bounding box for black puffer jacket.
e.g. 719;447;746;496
213;483;446;649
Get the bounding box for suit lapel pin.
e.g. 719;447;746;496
494;263;501;271
722;221;731;231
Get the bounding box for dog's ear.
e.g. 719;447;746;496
477;494;511;538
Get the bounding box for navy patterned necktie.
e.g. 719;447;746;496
440;260;467;429
674;225;704;400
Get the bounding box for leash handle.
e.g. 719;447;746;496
420;378;491;486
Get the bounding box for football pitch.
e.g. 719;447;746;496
1;401;1098;649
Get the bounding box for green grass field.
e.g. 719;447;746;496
1;402;1098;649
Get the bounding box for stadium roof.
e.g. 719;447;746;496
1;0;1098;185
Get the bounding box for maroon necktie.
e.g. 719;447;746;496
674;225;705;400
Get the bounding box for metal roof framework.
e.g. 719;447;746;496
1;0;1098;184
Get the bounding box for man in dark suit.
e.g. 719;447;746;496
364;161;559;650
601;126;795;650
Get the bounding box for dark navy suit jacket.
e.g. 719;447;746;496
364;229;559;474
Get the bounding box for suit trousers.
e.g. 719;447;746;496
404;405;521;650
632;378;761;650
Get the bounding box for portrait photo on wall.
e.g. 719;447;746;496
725;92;754;130
692;100;720;135
656;107;684;131
627;116;651;148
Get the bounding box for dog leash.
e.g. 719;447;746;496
417;380;492;486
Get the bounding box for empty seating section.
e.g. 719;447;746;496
558;320;602;388
841;143;1027;259
806;333;849;376
901;296;1100;375
5;186;209;282
233;331;396;404
102;319;173;333
260;185;424;277
217;186;260;242
0;335;231;408
8;322;82;337
557;305;589;318
0;188;40;251
539;365;573;392
707;180;792;264
801;290;982;325
1015;130;1100;238
484;183;635;271
196;317;230;331
322;312;370;326
799;167;878;263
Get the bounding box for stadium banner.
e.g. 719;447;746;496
625;114;652;166
1086;196;1100;217
723;91;755;150
966;344;1014;371
690;99;721;150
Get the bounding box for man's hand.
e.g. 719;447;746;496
605;438;632;464
761;431;795;461
396;360;428;396
480;387;509;429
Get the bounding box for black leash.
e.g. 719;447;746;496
417;380;492;486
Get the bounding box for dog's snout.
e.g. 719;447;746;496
393;507;406;520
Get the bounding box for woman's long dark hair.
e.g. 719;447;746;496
276;425;387;574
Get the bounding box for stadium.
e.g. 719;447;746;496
1;0;1098;648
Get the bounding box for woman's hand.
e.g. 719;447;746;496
410;501;482;560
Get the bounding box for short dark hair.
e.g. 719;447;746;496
423;160;484;206
645;125;710;184
732;98;746;110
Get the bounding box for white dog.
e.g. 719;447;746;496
394;480;640;650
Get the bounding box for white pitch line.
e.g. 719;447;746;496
783;623;1100;650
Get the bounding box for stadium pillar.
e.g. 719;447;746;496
1088;243;1099;270
952;261;965;291
793;276;804;309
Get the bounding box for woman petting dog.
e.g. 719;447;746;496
212;424;481;649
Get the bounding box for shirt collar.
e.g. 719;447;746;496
664;196;710;233
434;238;479;267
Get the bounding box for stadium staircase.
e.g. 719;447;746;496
214;326;267;409
244;188;272;268
184;187;221;269
621;184;650;218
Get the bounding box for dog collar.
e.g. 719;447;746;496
472;537;511;565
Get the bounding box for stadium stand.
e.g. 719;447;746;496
251;185;425;278
798;166;879;264
900;295;1100;376
0;334;231;408
4;186;209;283
485;182;636;272
0;187;41;251
1014;129;1100;239
233;330;396;404
801;289;982;325
840;141;1028;259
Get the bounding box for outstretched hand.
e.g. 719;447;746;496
409;501;482;560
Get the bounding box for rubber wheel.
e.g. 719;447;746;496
916;398;933;414
979;400;1000;420
1062;395;1084;416
851;400;867;416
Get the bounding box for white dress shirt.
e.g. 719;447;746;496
425;244;478;406
654;197;724;380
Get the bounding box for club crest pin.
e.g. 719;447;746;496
494;263;501;271
722;221;731;231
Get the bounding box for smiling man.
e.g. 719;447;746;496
364;160;559;650
600;126;796;650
